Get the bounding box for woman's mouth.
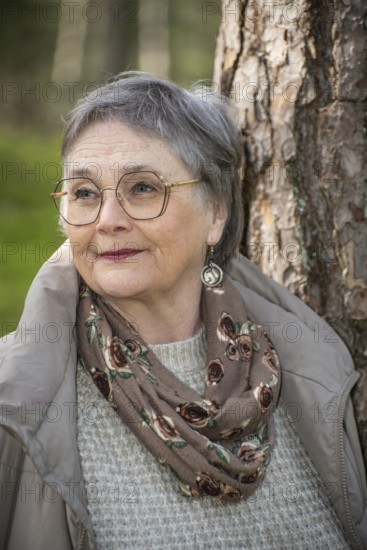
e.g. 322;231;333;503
100;248;144;262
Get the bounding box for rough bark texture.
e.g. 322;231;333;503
214;0;367;461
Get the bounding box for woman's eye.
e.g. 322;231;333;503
133;181;156;194
74;188;98;199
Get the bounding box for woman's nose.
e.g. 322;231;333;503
95;188;132;232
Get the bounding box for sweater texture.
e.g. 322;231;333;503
76;328;349;549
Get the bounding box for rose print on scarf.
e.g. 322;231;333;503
195;472;221;496
104;336;134;379
195;473;242;501
225;341;241;361
141;408;187;448
89;366;113;401
218;418;251;440
217;312;261;362
219;484;242;501
217;313;236;341
105;336;129;370
123;338;157;384
236;441;270;472
236;441;265;463
125;339;142;356
236;335;252;361
206;359;224;386
102;336;156;383
218;427;244;440
176;399;220;429
254;383;273;412
179;475;242;501
238;468;261;484
124;339;152;367
231;422;271;479
253;375;278;413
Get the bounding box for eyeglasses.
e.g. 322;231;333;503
50;171;203;225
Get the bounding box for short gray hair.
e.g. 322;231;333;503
62;72;244;265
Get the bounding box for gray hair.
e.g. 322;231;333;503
62;72;244;265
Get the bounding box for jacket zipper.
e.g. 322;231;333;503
338;372;362;549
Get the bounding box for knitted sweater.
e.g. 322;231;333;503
76;329;349;549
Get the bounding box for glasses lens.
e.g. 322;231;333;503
118;172;166;220
54;178;101;225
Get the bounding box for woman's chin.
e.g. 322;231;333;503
90;266;152;302
95;277;140;300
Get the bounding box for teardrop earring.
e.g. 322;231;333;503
200;245;223;287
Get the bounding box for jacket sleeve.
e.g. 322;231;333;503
0;425;25;549
0;242;88;550
226;255;367;549
0;425;78;550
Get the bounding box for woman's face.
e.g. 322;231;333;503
65;120;226;306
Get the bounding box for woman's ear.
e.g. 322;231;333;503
207;207;227;245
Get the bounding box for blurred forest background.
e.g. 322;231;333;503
0;0;221;334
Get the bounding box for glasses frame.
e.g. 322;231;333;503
50;171;203;226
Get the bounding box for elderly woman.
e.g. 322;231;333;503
0;73;366;550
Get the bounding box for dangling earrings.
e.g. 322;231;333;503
201;245;223;287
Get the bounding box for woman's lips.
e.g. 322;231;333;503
100;249;144;262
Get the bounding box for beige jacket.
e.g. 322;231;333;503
0;243;366;549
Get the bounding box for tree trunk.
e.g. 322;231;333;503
214;0;367;460
51;0;90;83
138;0;170;77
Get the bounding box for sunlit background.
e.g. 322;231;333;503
0;0;221;334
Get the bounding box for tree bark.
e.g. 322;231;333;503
214;0;367;460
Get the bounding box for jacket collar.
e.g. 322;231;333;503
0;242;93;533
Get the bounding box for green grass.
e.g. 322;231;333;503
0;126;65;335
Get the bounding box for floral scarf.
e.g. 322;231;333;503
76;275;281;502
